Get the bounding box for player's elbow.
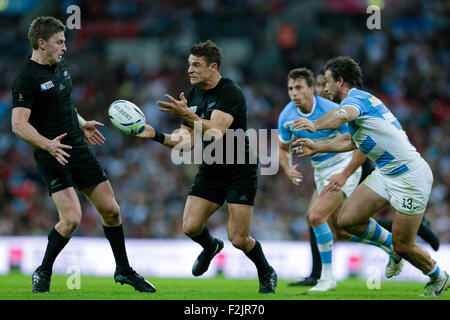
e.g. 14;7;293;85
11;117;25;136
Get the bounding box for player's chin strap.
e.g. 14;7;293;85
152;130;165;144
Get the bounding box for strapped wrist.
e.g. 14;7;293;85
152;130;165;144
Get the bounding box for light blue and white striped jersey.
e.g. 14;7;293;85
341;88;421;176
278;95;353;169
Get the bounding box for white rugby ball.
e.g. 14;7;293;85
108;100;146;136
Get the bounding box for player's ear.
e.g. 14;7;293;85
38;38;46;51
210;62;218;72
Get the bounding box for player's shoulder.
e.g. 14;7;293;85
315;95;339;110
13;59;38;89
217;78;244;96
278;101;296;121
15;59;36;78
341;88;370;103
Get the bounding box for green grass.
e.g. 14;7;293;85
1;270;448;300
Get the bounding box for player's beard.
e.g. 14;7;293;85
47;51;61;66
331;91;343;103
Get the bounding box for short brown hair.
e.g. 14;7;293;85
190;40;222;69
28;16;66;50
287;67;315;87
324;56;363;89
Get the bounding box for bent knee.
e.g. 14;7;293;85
393;240;414;257
183;222;203;238
60;215;81;233
229;235;250;250
99;203;121;223
308;210;328;227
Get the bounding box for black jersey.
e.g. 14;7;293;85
183;78;256;170
12;58;84;154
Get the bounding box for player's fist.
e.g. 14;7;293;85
291;138;318;157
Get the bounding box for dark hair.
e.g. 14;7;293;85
287;67;315;87
324;56;363;89
190;40;222;69
28;16;66;50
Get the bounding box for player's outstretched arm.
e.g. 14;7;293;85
157;92;233;139
292;133;356;157
325;148;366;192
76;111;105;146
11;107;72;166
136;123;194;150
293;106;359;132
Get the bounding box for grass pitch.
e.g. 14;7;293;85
0;270;448;300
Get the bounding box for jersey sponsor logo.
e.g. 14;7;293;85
18;93;24;102
40;81;54;91
207;101;216;110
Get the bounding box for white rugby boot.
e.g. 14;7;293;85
308;277;337;292
420;271;450;297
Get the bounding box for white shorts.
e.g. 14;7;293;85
363;158;433;215
314;157;362;198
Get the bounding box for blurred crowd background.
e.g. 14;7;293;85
0;0;448;244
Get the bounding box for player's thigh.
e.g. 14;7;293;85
82;180;119;215
339;183;390;227
51;187;82;222
34;151;75;195
183;195;221;234
226;203;253;239
71;145;108;193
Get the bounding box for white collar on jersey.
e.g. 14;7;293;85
296;95;316;117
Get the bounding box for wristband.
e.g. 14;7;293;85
153;131;165;144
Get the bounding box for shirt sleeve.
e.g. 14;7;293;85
278;112;293;144
12;73;36;110
214;86;244;118
340;96;362;116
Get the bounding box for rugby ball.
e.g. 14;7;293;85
108;100;146;136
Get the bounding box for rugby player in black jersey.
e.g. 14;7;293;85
137;40;277;293
11;16;155;293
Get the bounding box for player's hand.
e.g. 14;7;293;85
81;120;105;146
325;172;348;193
286;164;304;186
46;133;72;166
293;117;316;132
136;124;156;139
157;92;189;118
291;138;318;157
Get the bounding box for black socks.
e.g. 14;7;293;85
309;227;322;279
103;224;133;275
245;240;271;278
191;226;217;252
40;227;70;272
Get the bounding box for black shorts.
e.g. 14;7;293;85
34;143;108;196
188;164;258;206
